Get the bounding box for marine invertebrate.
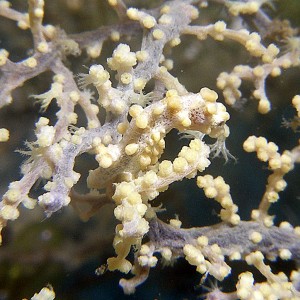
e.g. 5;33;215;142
0;0;299;299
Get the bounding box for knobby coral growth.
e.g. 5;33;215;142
0;0;299;299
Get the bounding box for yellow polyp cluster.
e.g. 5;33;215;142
137;244;158;267
1;0;300;296
197;175;240;225
35;117;56;148
241;251;296;299
112;183;149;244
217;72;242;105
107;44;137;71
113;182;136;204
85;64;110;88
243;136;293;172
227;1;264;16
244;136;296;223
127;7;157;29
236;272;255;299
184;240;231;281
184;244;206;268
210;21;227;41
95;143;120;169
137;130;166;169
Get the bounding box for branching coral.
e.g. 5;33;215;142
0;0;299;299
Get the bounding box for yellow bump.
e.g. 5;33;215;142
127;192;142;205
125;143;139;155
0;49;9;66
270;67;281;77
153;104;164;115
1;205;19;220
117;122;128;134
249;231;262;243
214;21;226;33
258;99;270;114
0;1;11;8
71;135;82;145
143;171;158;187
129;104;143;118
37;42;49;53
23;57;37;68
64;177;74;189
126;8;140;20
292;95;300;106
5;189;21;203
204;186;218;198
161;247;172;261
133;78;147;91
158;138;165;149
108;0;117;6
142;16;156;29
110;30;120;41
160;5;170;14
200;87;218;102
135;113;149;129
151;131;161;143
99;154;113;168
34;8;44;18
102;134;112;145
136;51;149;62
206;103;217;114
181;117;191;127
253;66;265;77
229;251;241;260
0;128;9;142
196;264;207;274
166;95;182;111
152;29;165;40
263;216;274;227
173;157;188;173
279;249;292;260
120;73;132;84
169;37;181;47
158;160;173;177
197;236;208;247
139;154;151;168
158;14;172;25
170;218;182;228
